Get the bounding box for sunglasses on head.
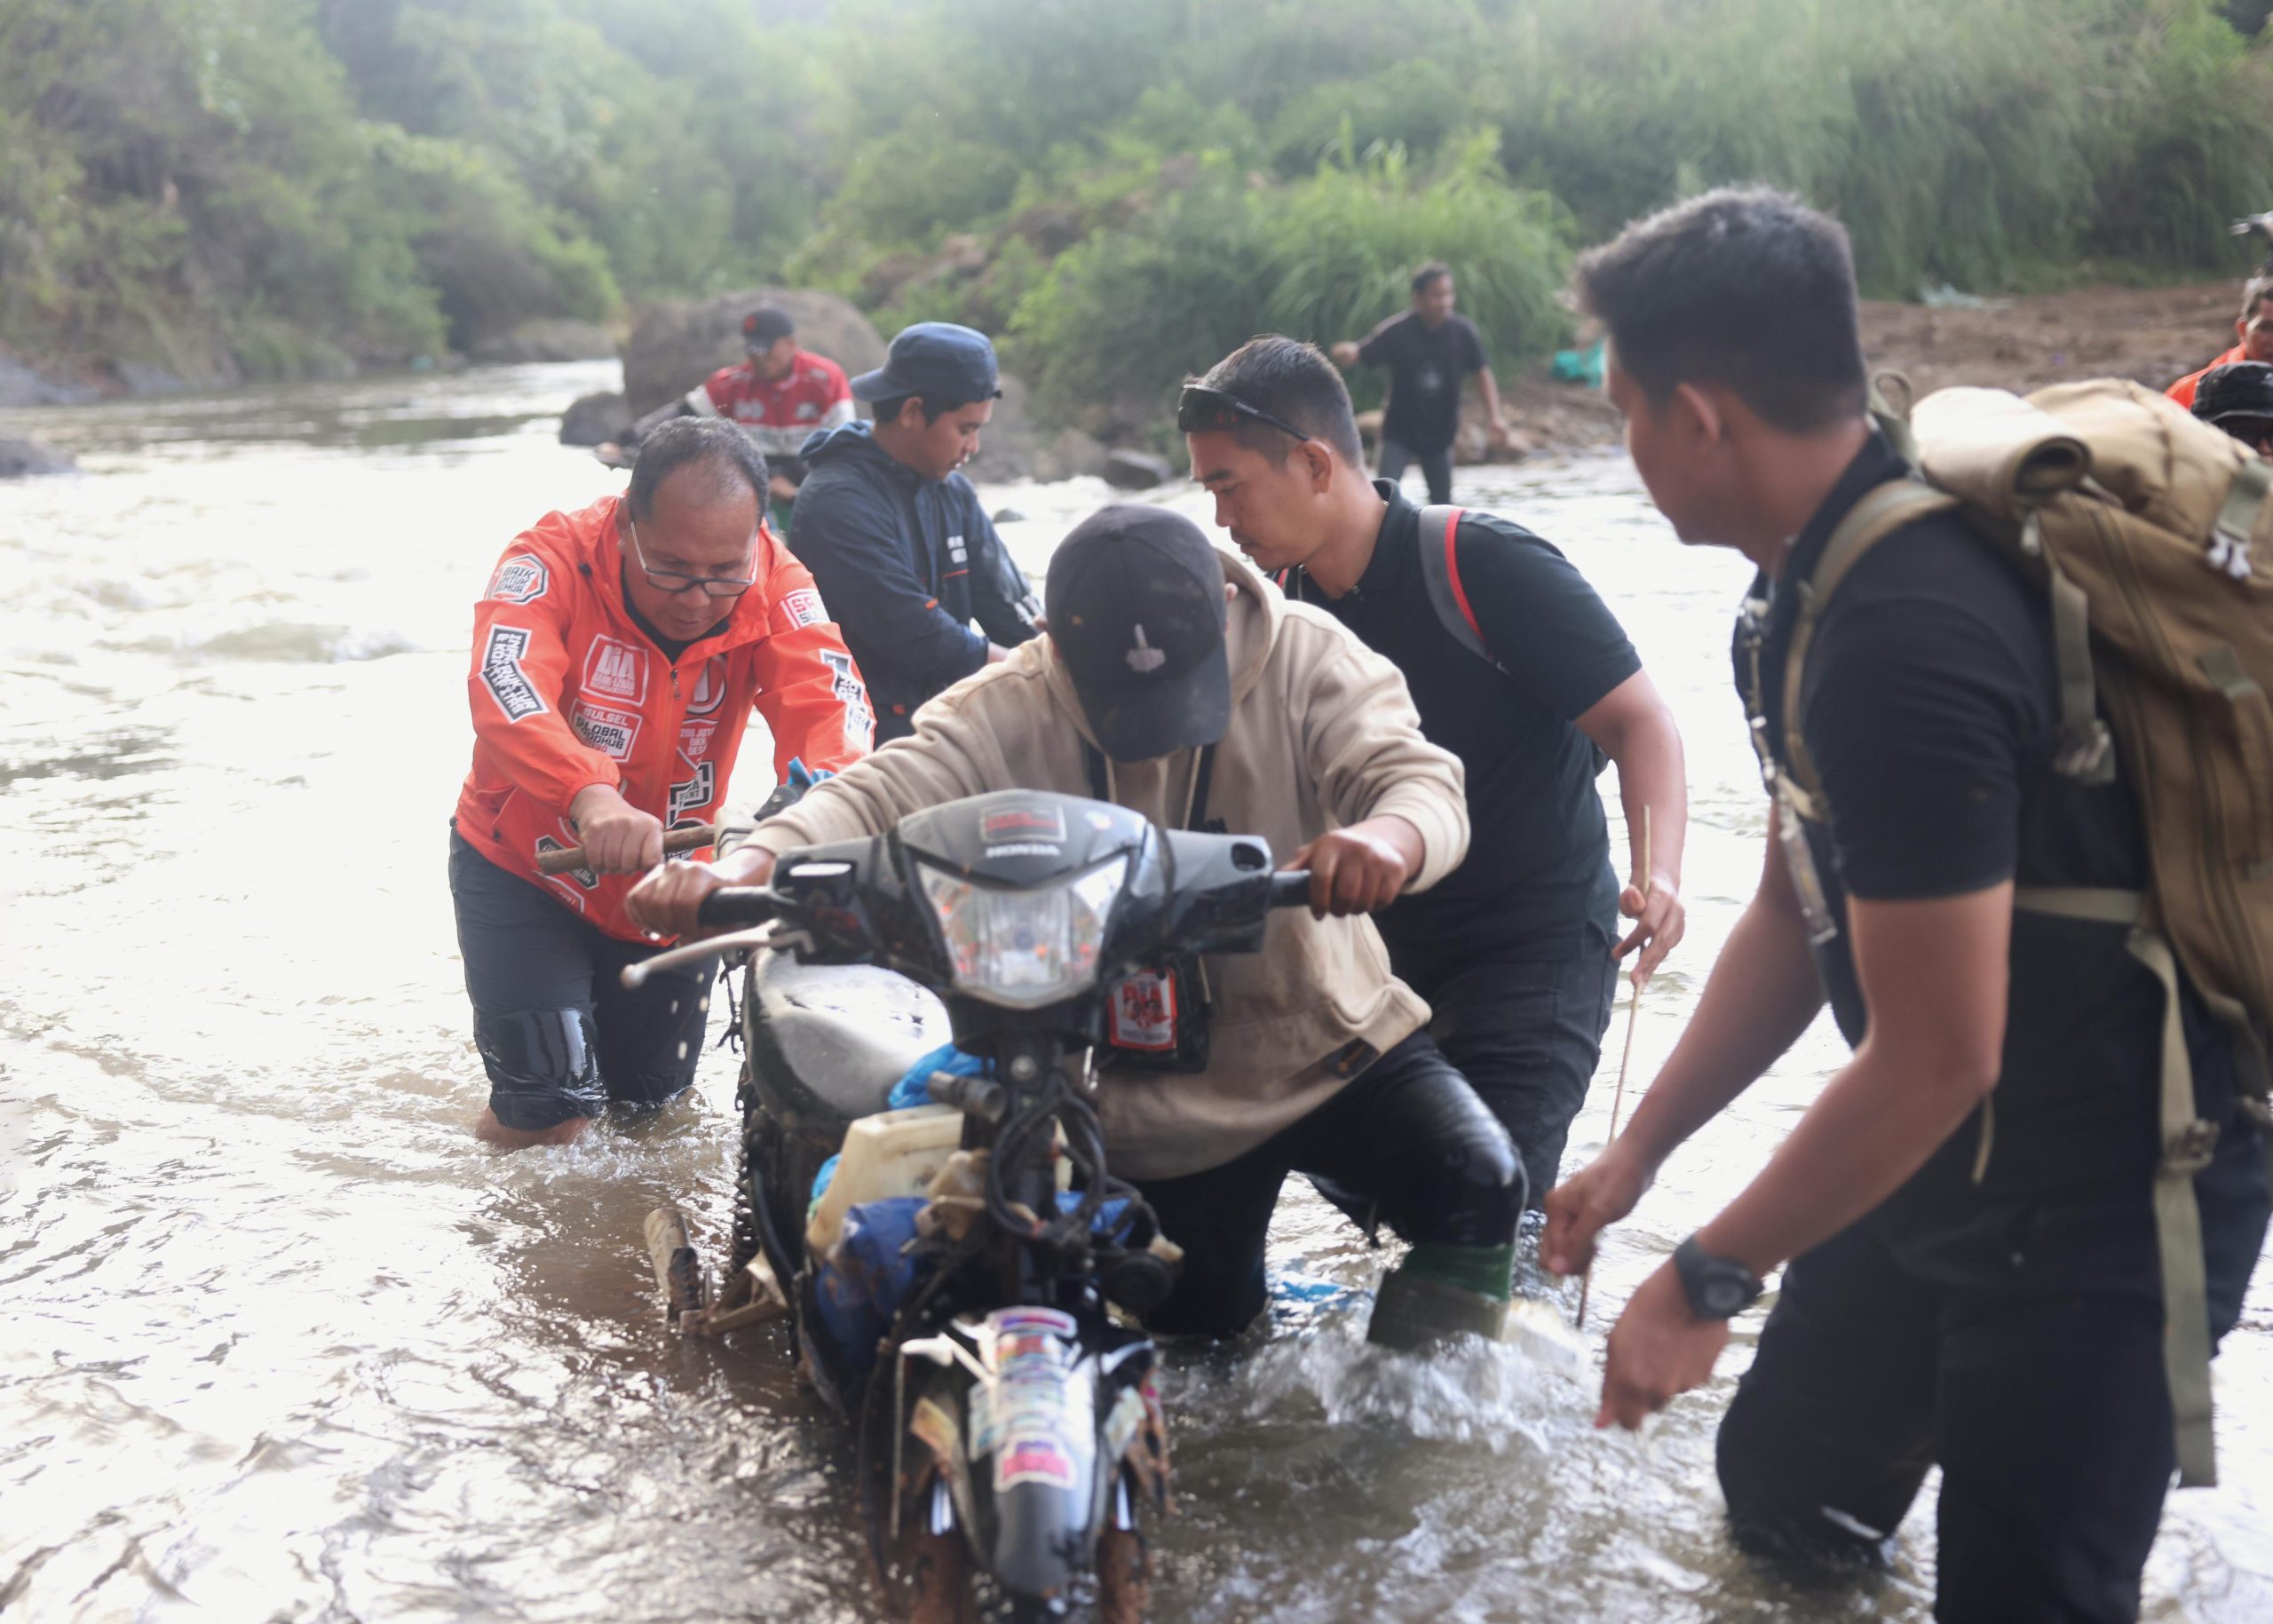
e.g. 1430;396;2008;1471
1176;384;1311;443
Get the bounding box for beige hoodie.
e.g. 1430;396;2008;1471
745;549;1469;1179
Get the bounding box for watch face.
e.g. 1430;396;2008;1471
1705;1279;1748;1316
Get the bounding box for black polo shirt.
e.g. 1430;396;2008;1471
1357;311;1489;454
1285;482;1639;976
1745;432;2257;1288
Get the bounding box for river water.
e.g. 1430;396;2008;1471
2;362;2266;1623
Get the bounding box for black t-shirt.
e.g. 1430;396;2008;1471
1358;311;1488;454
1288;484;1639;978
1744;433;2257;1291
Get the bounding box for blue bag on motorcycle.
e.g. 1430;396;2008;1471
814;1190;1141;1382
812;1196;931;1382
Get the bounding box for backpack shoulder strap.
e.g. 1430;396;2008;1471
1778;481;1961;814
1415;504;1504;672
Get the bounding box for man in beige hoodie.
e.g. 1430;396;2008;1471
628;503;1525;1347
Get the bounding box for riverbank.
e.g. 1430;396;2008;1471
5;278;2252;478
1494;280;2249;459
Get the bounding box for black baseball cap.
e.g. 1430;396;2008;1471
851;321;1002;405
742;305;796;347
1047;505;1232;763
2193;361;2273;428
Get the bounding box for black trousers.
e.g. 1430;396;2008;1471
1398;947;1620;1208
1131;1032;1522;1337
447;831;716;1129
1377;436;1454;504
1716;1138;2269;1624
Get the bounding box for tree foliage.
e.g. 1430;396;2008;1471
5;0;2270;390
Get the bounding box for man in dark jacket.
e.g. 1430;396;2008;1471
788;322;1041;741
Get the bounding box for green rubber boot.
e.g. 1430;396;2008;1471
1364;1242;1515;1351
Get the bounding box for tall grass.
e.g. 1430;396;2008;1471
1010;133;1572;417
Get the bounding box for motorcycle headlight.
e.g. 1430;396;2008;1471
916;858;1127;1008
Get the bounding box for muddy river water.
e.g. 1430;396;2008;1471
3;362;2267;1622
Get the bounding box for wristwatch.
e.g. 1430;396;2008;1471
1673;1235;1764;1319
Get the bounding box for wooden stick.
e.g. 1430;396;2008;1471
1578;805;1650;1331
537;823;719;875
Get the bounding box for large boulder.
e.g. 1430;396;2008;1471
0;437;76;477
472;319;617;365
559;391;628;447
967;372;1116;485
0;356;98;408
622;289;886;417
1103;448;1175;490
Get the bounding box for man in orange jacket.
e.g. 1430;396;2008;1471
451;417;874;1147
2166;273;2273;409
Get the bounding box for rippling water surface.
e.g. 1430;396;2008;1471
4;364;2268;1621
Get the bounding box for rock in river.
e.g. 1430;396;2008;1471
559;392;628;448
0;437;75;478
1103;448;1175;490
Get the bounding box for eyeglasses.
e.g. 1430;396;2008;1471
1176;384;1312;443
627;517;758;598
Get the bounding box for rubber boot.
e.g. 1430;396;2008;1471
1364;1242;1514;1351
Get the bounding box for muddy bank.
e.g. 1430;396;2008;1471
1499;280;2252;459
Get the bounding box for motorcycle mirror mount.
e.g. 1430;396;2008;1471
927;1069;1007;1121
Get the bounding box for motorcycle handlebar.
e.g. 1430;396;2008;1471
1269;871;1313;909
696;886;780;929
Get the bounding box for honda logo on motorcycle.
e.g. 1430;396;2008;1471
981;804;1066;844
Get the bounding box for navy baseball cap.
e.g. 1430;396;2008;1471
851;321;1002;405
742;306;796;347
1047;504;1231;764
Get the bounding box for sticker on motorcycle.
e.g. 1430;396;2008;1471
481;625;547;723
988;1309;1086;1493
1109;970;1178;1053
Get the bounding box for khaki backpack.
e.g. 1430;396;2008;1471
1772;377;2273;1488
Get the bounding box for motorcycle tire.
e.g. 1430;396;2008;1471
899;1509;978;1624
1095;1522;1149;1624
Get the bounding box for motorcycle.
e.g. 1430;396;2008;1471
624;788;1311;1621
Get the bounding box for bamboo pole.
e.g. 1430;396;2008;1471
1578;805;1650;1331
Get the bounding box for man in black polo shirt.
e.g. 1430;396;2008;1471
1183;336;1690;1206
1330;261;1512;503
1544;186;2269;1622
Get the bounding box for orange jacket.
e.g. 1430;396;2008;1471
455;494;874;940
2167;344;2246;410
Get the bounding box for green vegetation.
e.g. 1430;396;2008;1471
5;0;2272;404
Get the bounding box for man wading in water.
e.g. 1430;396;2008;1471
1330;261;1513;503
1183;336;1689;1208
628;503;1529;1351
787;321;1041;741
1547;186;2269;1623
450;418;873;1147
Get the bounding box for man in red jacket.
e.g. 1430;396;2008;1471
451;417;873;1147
2166;273;2273;409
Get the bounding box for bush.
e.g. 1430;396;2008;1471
1011;133;1571;417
